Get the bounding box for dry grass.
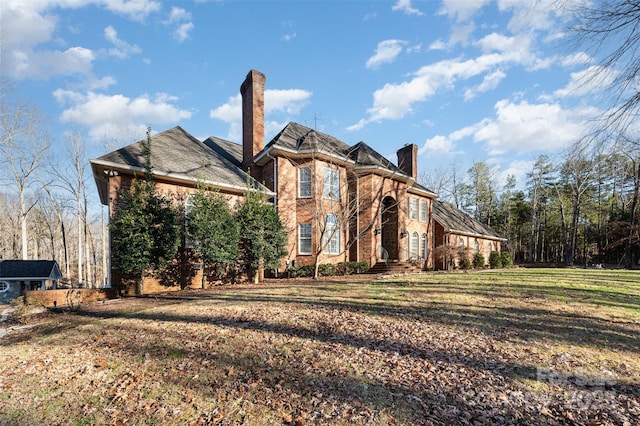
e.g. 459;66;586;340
0;268;638;425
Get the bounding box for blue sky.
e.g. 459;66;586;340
2;0;608;192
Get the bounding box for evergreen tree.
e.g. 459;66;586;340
236;184;287;283
109;128;180;293
186;188;239;286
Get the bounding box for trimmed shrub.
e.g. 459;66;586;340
287;261;370;278
461;258;472;270
335;261;370;275
473;252;485;269
500;251;513;267
489;251;503;268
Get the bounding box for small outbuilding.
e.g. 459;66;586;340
0;260;63;304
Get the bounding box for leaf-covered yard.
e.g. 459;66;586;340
1;269;639;425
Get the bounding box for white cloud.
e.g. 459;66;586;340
104;25;142;59
210;88;313;141
429;39;447;51
464;69;506;100
55;90;192;139
0;0;159;79
392;0;423;16
438;0;491;22
351;26;552;130
366;39;407;69
167;7;191;23
562;52;592;68
496;159;536;187
553;66;614;98
173;22;194;42
419;100;599;160
10;47;95;79
164;6;194;42
473;99;600;154
419;125;476;156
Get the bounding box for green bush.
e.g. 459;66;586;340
500;251;513;267
336;261;370;275
489;251;503;268
287;261;370;278
473;252;485;268
461;258;472;270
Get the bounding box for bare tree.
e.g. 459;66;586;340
0;87;50;260
570;1;640;134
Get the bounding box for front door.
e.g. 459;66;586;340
381;196;399;260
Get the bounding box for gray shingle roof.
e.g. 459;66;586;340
264;122;352;158
93;126;267;193
0;260;63;280
432;200;505;240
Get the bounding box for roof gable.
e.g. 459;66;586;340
0;260;63;280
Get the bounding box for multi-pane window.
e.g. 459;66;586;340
410;232;419;259
323;214;340;255
474;239;480;253
421;233;427;260
410;198;419;220
299;223;312;255
420;200;427;222
323;168;340;200
299;166;311;198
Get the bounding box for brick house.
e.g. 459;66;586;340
91;70;457;292
432;200;506;269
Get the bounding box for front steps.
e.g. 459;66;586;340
368;260;424;275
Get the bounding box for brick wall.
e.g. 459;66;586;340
24;288;117;308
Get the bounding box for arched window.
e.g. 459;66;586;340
474;239;480;253
421;233;427;260
0;281;10;293
410;232;419;259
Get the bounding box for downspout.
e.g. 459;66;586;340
356;174;360;263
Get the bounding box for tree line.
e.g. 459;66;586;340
422;136;639;268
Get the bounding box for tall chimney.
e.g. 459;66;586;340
397;144;418;179
240;69;266;176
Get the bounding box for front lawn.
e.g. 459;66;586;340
1;268;638;425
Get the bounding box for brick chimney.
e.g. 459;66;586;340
240;69;266;176
397;143;418;179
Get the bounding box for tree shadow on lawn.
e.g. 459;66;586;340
40;313;632;425
69;304;639;398
138;288;640;356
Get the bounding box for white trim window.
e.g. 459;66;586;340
323;214;340;255
421;233;427;260
410;198;419;221
410;232;419;259
299;166;312;198
474;239;480;253
299;223;312;255
420;200;427;222
323;167;340;200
